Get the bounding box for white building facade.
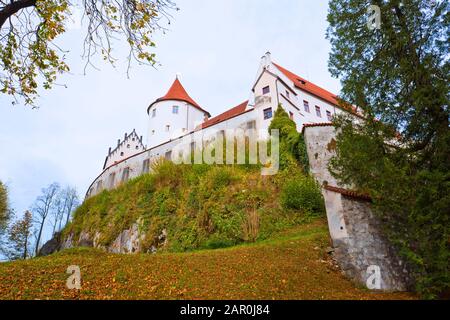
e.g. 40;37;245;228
86;52;360;197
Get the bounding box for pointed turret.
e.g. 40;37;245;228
147;77;210;117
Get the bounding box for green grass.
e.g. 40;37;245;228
63;160;325;253
0;219;415;300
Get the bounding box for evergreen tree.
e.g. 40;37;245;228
327;0;449;297
7;211;32;260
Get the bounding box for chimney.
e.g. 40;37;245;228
264;51;271;67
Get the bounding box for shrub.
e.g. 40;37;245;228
280;176;325;214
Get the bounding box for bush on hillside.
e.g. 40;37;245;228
280;176;325;215
269;104;309;172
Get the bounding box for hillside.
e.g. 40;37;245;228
0;219;415;300
59;158;325;254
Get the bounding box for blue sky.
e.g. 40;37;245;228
0;0;340;243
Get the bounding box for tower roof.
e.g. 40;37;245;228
147;78;210;116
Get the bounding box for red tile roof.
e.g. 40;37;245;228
148;78;210;116
198;101;250;129
301;122;334;133
324;185;372;202
273;63;359;115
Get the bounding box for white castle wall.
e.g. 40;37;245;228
86;108;258;198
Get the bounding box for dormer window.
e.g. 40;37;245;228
152;109;156;118
172;106;179;114
262;86;270;95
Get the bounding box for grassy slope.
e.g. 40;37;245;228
0;219;415;300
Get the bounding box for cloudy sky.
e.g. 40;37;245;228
0;0;340;241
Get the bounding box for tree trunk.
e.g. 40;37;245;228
35;220;44;256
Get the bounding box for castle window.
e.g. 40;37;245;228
108;173;116;188
96;180;103;192
172;106;179;114
120;152;124;156
142;159;150;174
289;111;294;120
166;125;170;132
152;109;156;118
127;144;130;148
262;86;270;95
135;146;139;150
303;100;310;113
286;90;290;99
121;167;130;183
246;121;256;129
326;110;333;121
152;130;155;135
315;105;321;117
263;107;273;120
165;151;172;160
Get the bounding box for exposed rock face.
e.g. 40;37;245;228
41;221;168;255
108;223;142;254
38;232;62;256
303;125;412;291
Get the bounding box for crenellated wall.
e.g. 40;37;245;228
303;124;412;291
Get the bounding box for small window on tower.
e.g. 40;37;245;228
263;108;273;120
166;125;170;132
326;110;333;121
120;152;124;156
172;106;179;114
315;106;321;117
262;86;270;95
152;130;155;135
152;109;156;118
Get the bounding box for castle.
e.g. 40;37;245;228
81;52;413;291
86;52;358;198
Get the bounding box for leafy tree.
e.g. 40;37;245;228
0;181;8;230
0;0;177;106
0;181;11;253
327;0;449;297
7;210;32;260
268;104;309;171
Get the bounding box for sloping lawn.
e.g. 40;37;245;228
0;219;415;300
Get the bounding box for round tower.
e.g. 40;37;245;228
147;77;210;149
